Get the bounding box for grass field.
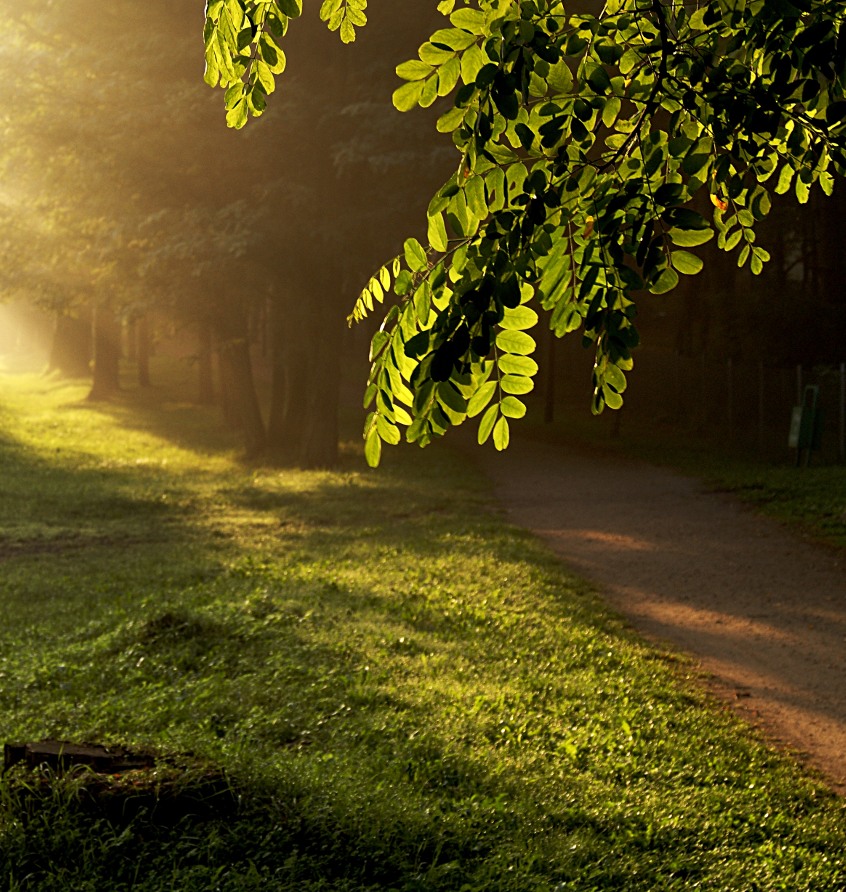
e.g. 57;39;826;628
1;364;846;891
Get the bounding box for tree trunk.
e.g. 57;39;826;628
48;311;91;377
137;315;151;387
267;296;341;468
215;311;265;456
88;304;122;400
126;317;138;363
198;319;215;405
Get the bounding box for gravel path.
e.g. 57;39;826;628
478;436;846;793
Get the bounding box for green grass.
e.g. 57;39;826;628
1;366;846;890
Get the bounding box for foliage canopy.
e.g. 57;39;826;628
204;0;846;465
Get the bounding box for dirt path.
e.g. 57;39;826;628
477;436;846;793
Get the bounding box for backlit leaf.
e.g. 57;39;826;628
500;306;539;331
478;404;499;444
495;330;536;355
500;396;526;419
364;426;382;467
393;80;425;111
671;251;704;275
492;415;510;450
668;227;714;247
467;380;497;417
649;268;680;294
500;375;534;395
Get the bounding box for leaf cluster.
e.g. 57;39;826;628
204;0;368;127
206;0;846;464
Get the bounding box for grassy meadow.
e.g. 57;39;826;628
1;363;846;890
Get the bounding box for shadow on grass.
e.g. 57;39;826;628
4;371;846;890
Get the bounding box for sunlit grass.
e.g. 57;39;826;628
1;365;846;890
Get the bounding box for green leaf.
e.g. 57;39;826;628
364;426;382;467
603;363;627;393
671;251;704;275
404;238;428;271
478;404;499;444
428;211;449;253
438;56;462;95
419;74;440;107
414;281;432;325
749;247;770;276
396;59;435;81
429;27;475;50
467;380;497;417
668;227;714;247
601;97;621;129
255;59;276;95
450;7;486;33
376;415;401;445
547;60;573;94
437;105;467;133
649;268;680;294
226;98;249;129
278;0;303;17
460;44;487;85
498;354;539;376
774;164;794;195
500;306;538;331
500;375;534;395
492;416;510;450
393;80;425;111
500;396;526;419
583;59;610;91
437;381;468;415
420;42;455;65
340;18;357;43
369;330;389;361
602;386;624;409
495;330;535;355
465;175;488;219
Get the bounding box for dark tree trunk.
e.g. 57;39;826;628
126;317;138;363
88;304;122;400
48;311;91;377
266;295;341;468
137;315;151;387
215;309;265;456
198;320;215;405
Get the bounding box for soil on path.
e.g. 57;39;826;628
477;435;846;793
